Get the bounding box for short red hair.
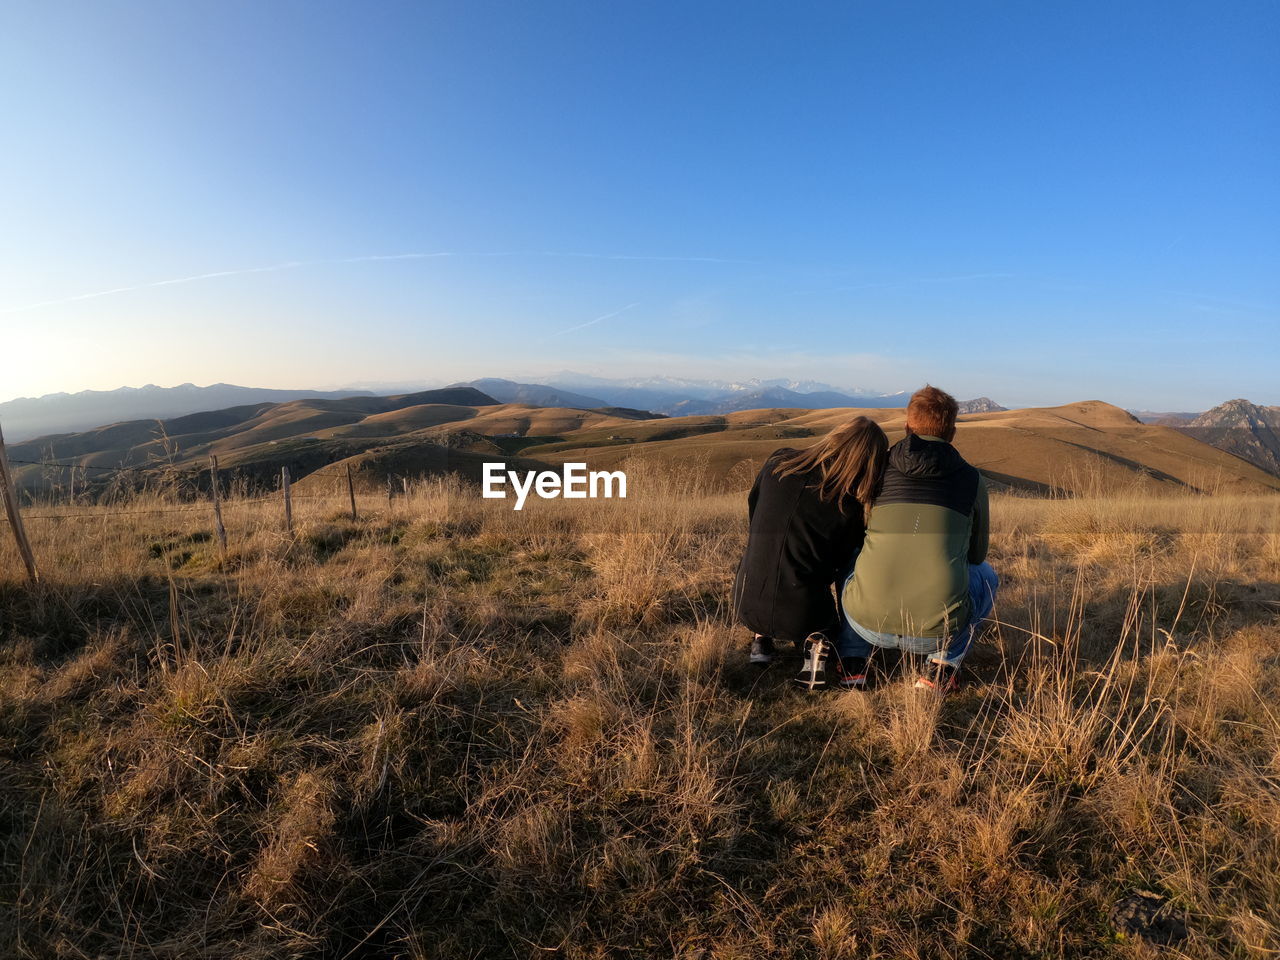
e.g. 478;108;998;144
906;385;959;440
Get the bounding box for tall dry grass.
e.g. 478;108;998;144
1;466;1278;958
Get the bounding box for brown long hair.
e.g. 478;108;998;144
773;415;888;519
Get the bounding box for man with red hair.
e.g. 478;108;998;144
838;385;998;692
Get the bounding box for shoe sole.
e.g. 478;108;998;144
792;677;828;690
793;635;830;690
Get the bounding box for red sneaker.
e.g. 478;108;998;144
837;656;870;690
913;663;959;694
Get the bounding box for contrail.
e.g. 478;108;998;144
844;272;1014;291
544;252;751;264
807;272;1016;296
331;252;460;264
2;261;309;314
547;303;638;338
916;272;1016;283
0;251;746;315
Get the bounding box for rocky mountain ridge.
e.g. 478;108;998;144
1181;399;1280;476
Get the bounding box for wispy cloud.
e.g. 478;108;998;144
916;272;1017;283
818;272;1016;295
546;303;638;339
1165;290;1272;317
331;252;461;264
545;252;751;264
2;261;309;314
0;251;745;316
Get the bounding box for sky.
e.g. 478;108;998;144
1;0;1277;410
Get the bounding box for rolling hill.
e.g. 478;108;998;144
1;374;903;439
527;400;1280;496
9;389;1280;503
0;382;378;441
6;387;503;494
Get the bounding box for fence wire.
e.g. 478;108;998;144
2;452;390;522
1;492;369;522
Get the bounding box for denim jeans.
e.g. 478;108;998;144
835;561;999;667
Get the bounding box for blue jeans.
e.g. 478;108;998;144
835;562;999;667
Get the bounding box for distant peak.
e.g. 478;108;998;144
1190;398;1279;428
957;397;1006;414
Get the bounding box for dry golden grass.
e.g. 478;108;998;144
1;467;1279;958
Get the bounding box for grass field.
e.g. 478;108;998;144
2;464;1279;958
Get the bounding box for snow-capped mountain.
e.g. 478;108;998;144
541;372;907;414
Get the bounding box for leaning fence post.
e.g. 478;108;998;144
209;456;228;553
0;422;39;583
281;466;294;537
346;464;358;522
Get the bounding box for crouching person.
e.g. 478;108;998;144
732;417;887;688
838;386;998;693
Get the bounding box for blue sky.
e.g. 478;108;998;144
2;1;1276;409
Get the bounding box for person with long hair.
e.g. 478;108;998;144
732;415;888;689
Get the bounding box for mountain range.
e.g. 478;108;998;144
538;372;913;415
441;378;1013;417
438;377;1003;417
446;375;925;417
1;377;928;440
1129;410;1201;425
0;383;375;442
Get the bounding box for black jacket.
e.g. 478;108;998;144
732;450;866;642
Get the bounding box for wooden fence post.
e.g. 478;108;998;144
209;456;228;553
0;422;39;583
281;466;294;537
387;477;394;508
346;464;358;521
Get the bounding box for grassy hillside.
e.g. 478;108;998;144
533;401;1280;496
6;388;504;493
2;472;1279;958
11;397;1280;504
